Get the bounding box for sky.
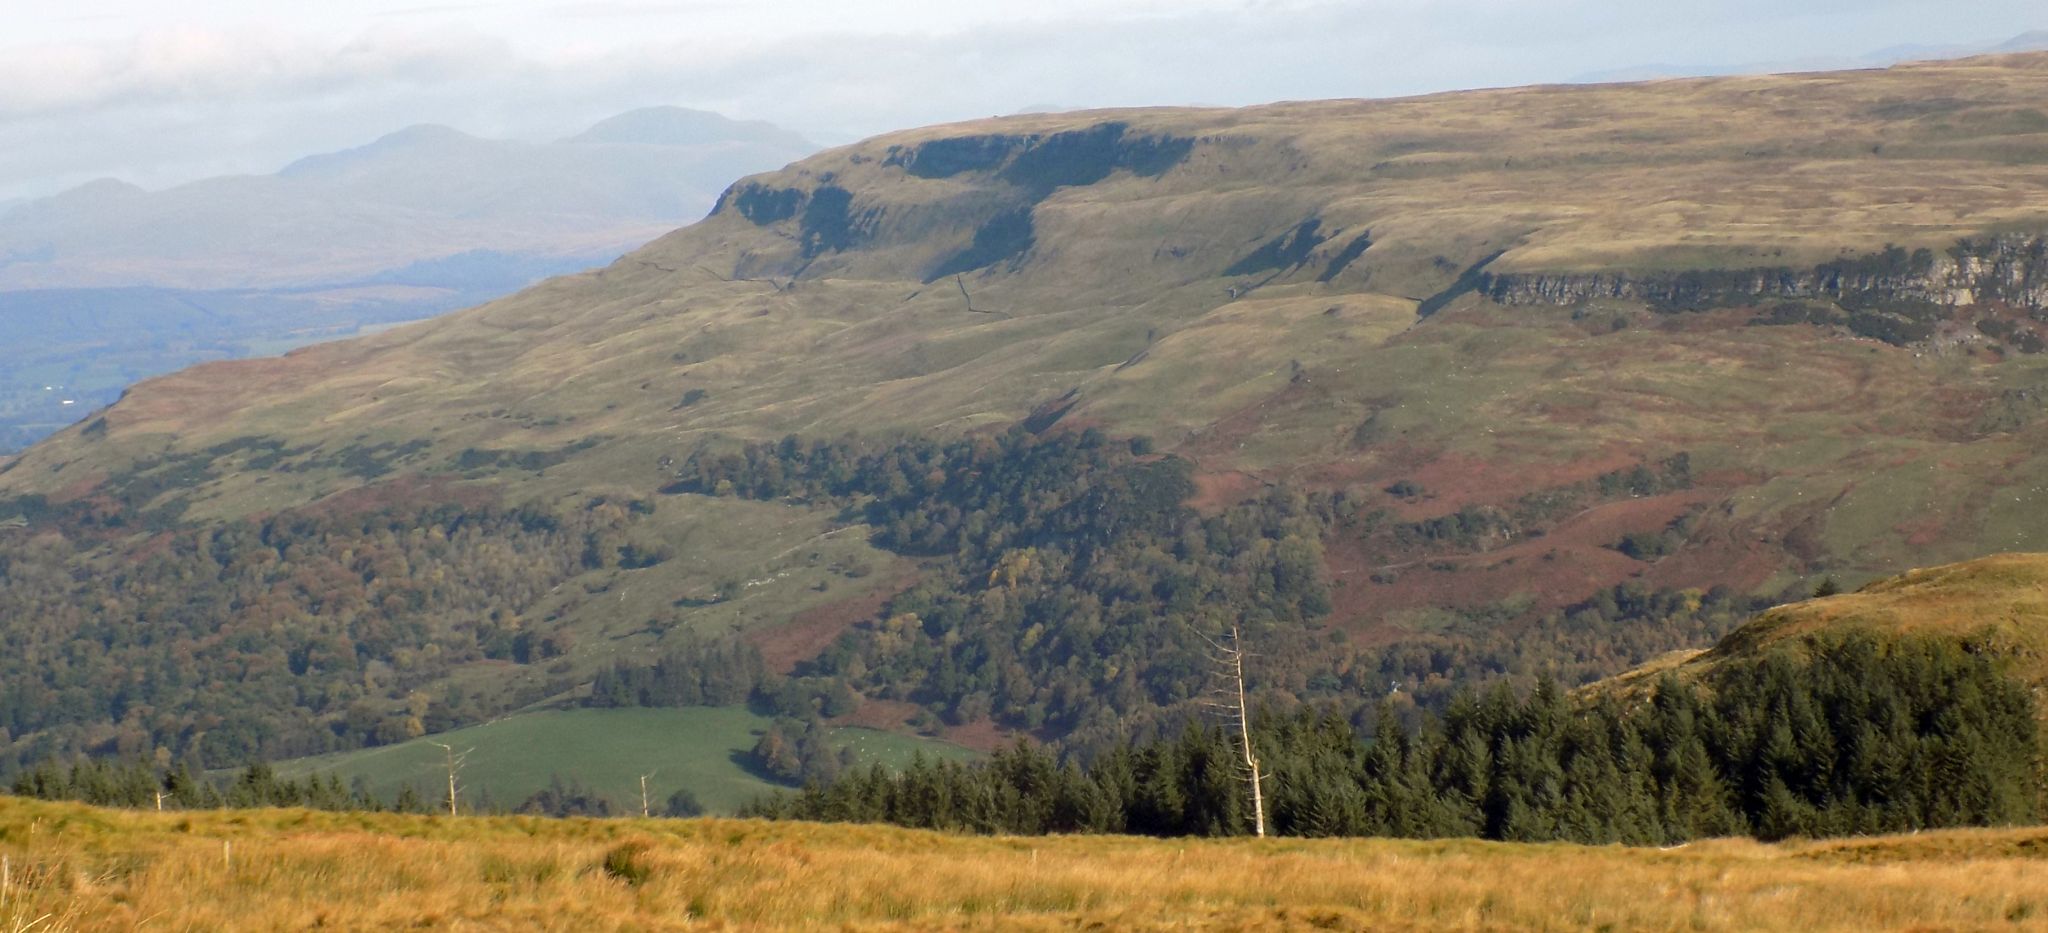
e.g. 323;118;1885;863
2;0;2045;201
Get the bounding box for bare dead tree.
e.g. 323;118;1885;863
1195;620;1268;837
639;770;659;819
427;742;472;817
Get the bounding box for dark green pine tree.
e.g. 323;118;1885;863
394;784;426;814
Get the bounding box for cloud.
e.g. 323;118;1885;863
547;1;744;19
0;0;2042;199
373;3;519;16
0;25;519;119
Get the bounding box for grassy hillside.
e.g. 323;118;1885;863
0;109;817;451
12;53;2048;772
269;707;974;814
1599;551;2048;698
0;283;534;455
3;796;2048;930
17;54;2048;589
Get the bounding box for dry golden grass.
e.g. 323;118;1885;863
5;796;2048;930
1734;552;2048;651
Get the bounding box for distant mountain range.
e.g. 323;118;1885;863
0;106;817;451
0;107;817;291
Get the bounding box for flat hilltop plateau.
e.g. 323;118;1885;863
6;52;2048;797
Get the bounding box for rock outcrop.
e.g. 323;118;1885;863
1484;233;2048;314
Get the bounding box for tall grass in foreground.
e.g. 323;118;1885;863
3;796;2048;930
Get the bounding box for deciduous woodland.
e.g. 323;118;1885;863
0;425;1766;779
0;489;661;769
659;428;1766;754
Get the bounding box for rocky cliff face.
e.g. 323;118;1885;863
1482;233;2048;314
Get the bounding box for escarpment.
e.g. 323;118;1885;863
1482;233;2048;349
1485;233;2048;312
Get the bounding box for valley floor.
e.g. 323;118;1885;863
1;797;2044;930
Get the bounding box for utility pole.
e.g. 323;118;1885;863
1197;620;1268;838
427;742;471;817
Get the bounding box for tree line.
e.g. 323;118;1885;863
14;629;2032;846
7;758;704;819
746;632;2038;843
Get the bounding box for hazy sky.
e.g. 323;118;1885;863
3;0;2044;201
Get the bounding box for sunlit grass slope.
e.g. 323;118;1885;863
270;707;974;814
5;52;2048;642
1600;552;2048;697
4;797;2048;930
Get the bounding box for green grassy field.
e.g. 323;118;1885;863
271;707;976;814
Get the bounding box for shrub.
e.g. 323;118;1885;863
601;842;653;887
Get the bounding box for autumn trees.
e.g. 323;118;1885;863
0;495;662;771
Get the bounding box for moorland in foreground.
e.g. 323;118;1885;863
3;796;2047;931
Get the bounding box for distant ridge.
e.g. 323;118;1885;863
278;124;491;178
567;106;815;150
0;106;818;291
